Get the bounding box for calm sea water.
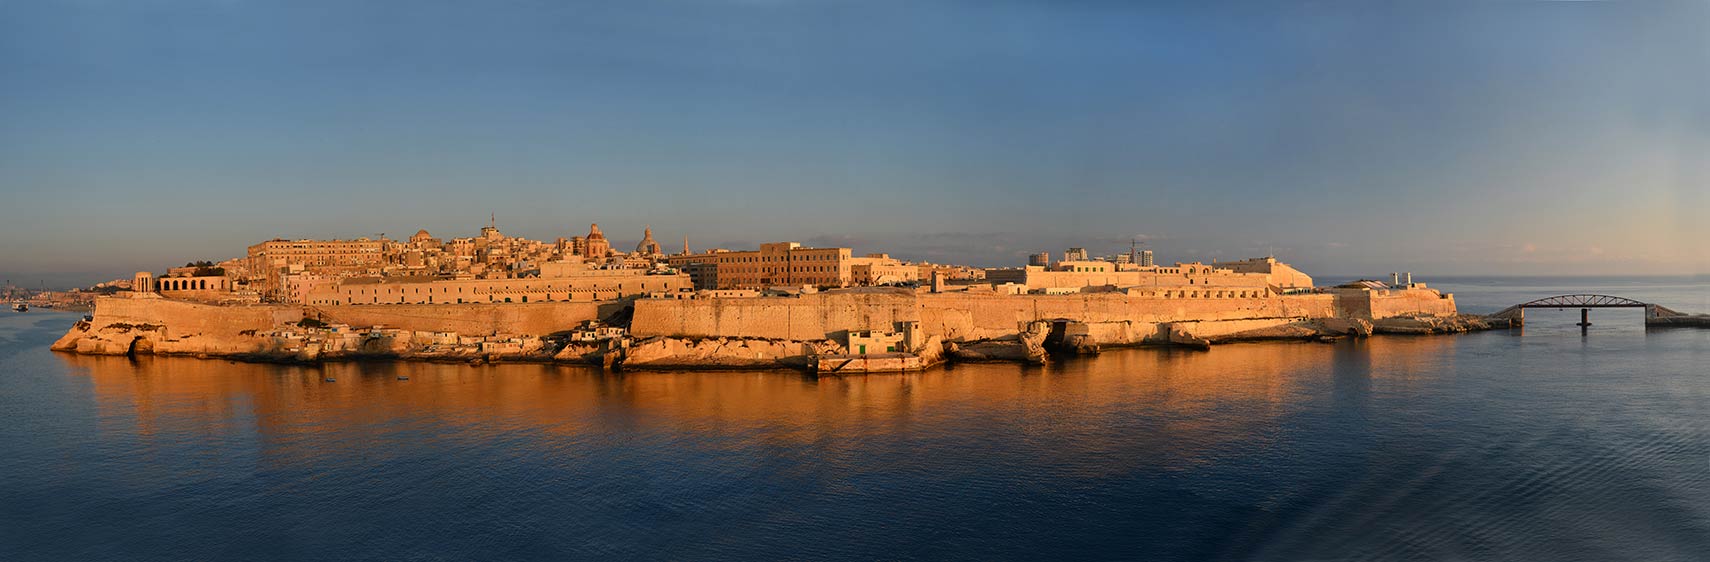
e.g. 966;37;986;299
3;277;1709;561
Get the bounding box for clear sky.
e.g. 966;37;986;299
2;0;1706;287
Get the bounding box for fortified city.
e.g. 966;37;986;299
49;217;1556;374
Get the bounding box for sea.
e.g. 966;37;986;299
2;276;1707;561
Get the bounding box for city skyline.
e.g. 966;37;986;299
4;1;1708;286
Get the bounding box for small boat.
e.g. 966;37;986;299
396;375;410;381
10;303;26;312
323;377;336;382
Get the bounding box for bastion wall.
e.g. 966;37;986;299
1369;289;1458;318
916;292;1338;342
96;296;302;340
310;301;604;335
73;286;1460;359
628;291;1347;343
629;291;920;341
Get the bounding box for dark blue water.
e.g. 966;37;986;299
3;277;1709;561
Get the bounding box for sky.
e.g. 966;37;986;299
2;0;1707;287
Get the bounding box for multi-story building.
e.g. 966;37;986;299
1209;257;1315;289
985;257;1313;293
247;238;388;299
848;254;919;286
681;262;719;290
668;242;855;289
247;238;388;271
917;263;985;282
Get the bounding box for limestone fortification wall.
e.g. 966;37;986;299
59;285;1466;364
52;296;303;356
630;291;1344;344
310;302;603;335
916;292;1337;341
1369;289;1458;318
88;288;1449;346
630;291;919;341
95;295;302;339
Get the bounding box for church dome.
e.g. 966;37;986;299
636;226;661;254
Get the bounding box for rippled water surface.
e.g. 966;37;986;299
3;278;1709;561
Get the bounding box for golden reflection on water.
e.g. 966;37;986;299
56;336;1458;471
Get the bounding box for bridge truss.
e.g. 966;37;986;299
1511;294;1649;309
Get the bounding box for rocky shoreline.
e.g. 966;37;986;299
50;309;1509;374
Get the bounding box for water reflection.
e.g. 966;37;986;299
56;337;1457;474
23;324;1710;562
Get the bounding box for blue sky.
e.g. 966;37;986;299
2;0;1706;286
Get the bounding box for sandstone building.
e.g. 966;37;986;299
985;256;1313;294
247;238;387;299
667;242;918;289
315;261;690;305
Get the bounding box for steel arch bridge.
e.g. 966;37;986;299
1511;294;1649;309
1490;294;1679;326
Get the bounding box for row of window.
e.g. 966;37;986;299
342;294;571;305
1145;290;1263;299
345;281;678;295
708;253;846;264
159;279;220;291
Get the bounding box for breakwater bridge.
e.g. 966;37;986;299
1489;294;1706;327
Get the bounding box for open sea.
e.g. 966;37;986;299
2;276;1708;561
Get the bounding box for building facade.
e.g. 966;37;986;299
317;262;690;305
247;238;388;298
985;257;1313;293
666;242;850;289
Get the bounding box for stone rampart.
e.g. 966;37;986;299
1369;288;1458;318
57;285;1468;366
916;292;1336;342
95;295;302;340
310;302;603;335
630;291;919;341
632;291;1343;345
53;295;302;356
